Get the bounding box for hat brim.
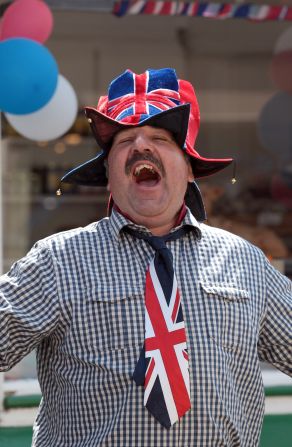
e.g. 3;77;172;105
189;155;233;178
85;103;191;151
61;104;190;186
61;102;233;186
61;148;233;187
61;151;108;186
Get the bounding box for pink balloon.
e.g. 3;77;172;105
0;0;53;44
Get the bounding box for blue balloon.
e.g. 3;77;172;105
0;38;58;114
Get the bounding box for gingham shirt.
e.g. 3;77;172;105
0;208;291;446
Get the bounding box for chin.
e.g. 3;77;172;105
131;202;168;218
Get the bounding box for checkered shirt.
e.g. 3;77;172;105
0;208;291;446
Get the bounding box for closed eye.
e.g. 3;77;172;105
116;137;134;145
153;135;169;142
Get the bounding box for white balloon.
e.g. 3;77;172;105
5;74;78;141
274;27;292;54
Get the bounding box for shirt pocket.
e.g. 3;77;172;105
79;285;145;352
200;282;251;351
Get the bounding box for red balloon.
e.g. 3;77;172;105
0;0;53;44
270;50;292;93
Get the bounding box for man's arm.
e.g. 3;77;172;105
0;242;59;371
258;258;292;376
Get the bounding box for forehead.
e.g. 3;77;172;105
113;125;173;141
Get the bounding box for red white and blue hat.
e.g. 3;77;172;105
61;68;233;187
60;68;233;220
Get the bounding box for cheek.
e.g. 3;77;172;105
169;159;191;184
108;168;121;192
107;164;131;202
107;152;125;190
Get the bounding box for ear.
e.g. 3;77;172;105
187;162;195;182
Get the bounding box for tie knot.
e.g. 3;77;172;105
146;236;167;252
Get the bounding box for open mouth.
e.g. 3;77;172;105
133;163;161;187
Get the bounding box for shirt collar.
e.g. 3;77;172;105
108;206;202;242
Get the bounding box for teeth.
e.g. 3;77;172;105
134;164;156;176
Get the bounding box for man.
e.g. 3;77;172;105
0;68;291;446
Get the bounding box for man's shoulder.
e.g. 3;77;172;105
36;217;112;252
199;222;242;239
199;221;263;254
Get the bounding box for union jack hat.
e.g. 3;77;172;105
61;68;233;189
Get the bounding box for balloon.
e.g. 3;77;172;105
0;38;58;114
271;173;292;208
5;75;78;141
270;50;292;93
257;91;292;163
274;27;292;54
0;0;53;43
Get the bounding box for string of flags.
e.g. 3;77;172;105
113;1;292;21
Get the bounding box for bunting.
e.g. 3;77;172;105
113;1;292;21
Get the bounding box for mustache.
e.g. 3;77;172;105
125;152;165;176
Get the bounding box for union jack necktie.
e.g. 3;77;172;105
128;227;191;428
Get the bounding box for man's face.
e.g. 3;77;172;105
107;125;194;231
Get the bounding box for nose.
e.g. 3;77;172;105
132;134;153;154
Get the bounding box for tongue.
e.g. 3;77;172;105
138;179;158;187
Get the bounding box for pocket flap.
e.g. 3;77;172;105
200;283;250;301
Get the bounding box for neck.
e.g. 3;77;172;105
145;219;177;236
114;203;186;236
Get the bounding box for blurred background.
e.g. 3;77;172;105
0;1;291;445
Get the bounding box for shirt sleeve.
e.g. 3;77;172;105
0;241;59;371
258;258;292;376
